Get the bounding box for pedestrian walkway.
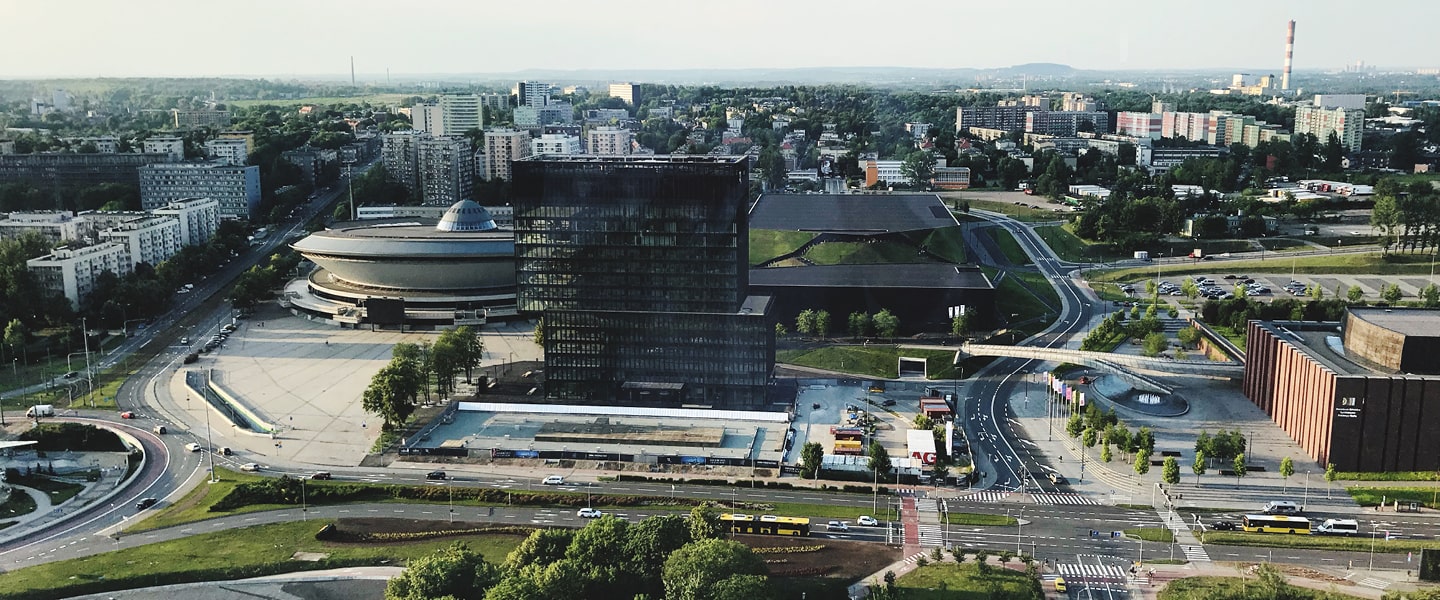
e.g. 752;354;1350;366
1155;508;1211;563
0;465;126;546
913;498;945;547
1031;492;1098;505
1353;575;1390;590
1057;562;1127;581
901;496;919;551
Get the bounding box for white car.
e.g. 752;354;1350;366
185;442;202;452
239;462;261;472
577;508;603;518
857;515;879;527
542;475;565;485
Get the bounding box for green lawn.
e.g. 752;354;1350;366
0;519;525;600
0;488;38;520
938;193;1066;222
916;226;968;263
1346;486;1440;508
1089;251;1439;282
749;229;818;265
776;345;959;379
8;475;85;506
1034;224;1122;263
984;228;1032;266
1004;271;1062;314
1337;471;1440;482
805;240;935;265
895;562;1042;600
1258;238;1311;251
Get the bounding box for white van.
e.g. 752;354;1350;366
1316;519;1359;535
1263;500;1301;515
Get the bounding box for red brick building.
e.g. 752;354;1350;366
1243;308;1440;472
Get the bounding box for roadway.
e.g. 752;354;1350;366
959;212;1097;494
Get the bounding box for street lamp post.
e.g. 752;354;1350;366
1303;471;1311;510
1017;506;1025;554
1370;524;1378;571
301;478;307;521
204;371;218;484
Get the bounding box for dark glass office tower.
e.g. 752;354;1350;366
512;156;774;409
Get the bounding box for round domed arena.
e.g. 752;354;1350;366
286;200;516;329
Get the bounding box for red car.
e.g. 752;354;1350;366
120;411;135;419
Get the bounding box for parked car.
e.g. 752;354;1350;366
426;471;448;480
542;475;565;485
135;497;158;510
857;515;879;526
577;508;603;518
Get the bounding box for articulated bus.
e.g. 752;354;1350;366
720;513;811;537
1242;514;1312;534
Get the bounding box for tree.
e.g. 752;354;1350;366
624;515;692;598
1142;332;1169;357
774;323;788;337
1233;453;1247;484
385;542;500;600
1109;426;1132;460
532;317;545;346
867;440;891;480
1193;450;1207;485
1382;283;1403;304
1181;279;1200;300
1066;413;1084;437
950;312;971;338
711;574;774;600
1131;448;1151;476
795;309;816;336
1324;463;1337;498
1423;283;1440;308
688;504;723;540
1176;326;1200;348
873;309;900;338
1100;443;1112;463
1162;456;1180;485
504;528;574;570
900;150;935;189
913;414;934;430
662;538;767;600
1082;427;1098;449
3;319;26;361
1279;456;1295;490
848;311;872;339
1309;284;1324;300
1348;285;1365;304
800;442;824;479
813;309;831;338
565;516;632;597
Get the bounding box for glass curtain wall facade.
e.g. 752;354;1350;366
513;156;773;408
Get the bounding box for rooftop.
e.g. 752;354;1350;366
748;193;959;233
750;264;993;290
1348;307;1440;338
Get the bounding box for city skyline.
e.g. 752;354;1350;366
6;0;1437;79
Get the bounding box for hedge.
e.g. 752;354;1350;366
211;475;697;513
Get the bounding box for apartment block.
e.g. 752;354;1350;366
151;197;221;246
515;81;552;108
1114;112;1161;139
1296;104;1364;151
417;136;474;204
483;129;531;181
138;162;261;220
438;94;485;136
587;127;633;155
1025;111;1110;136
205;137;249;166
98;215;182;267
282;146;338;185
0;211;91;244
532;134;582;156
172;109;232;129
27;243;133;308
410;104;444;133
608;82;639;105
955;105;1038;133
382;131;425;192
143;136;186;161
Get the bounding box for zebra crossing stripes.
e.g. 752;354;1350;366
1057;563;1127;581
1030;492;1098;505
902;552;929;564
1179;544;1212;562
956;491;1011;503
916;523;946;546
1357;577;1389;590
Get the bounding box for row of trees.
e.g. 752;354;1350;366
361;327;483;429
792;308;906;339
386;508;772;600
1078;310;1163;351
1371;179;1440;255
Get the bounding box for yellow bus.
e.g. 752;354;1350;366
720;513;812;536
1242;514;1311;534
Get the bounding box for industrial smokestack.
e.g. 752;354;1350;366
350;56;356;86
1282;20;1295;91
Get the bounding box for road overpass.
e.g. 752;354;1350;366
949;342;1244;394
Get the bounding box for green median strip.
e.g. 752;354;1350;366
1202;531;1430;553
1124;527;1175;543
945;512;1017;526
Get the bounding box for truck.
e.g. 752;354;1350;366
26;404;54;418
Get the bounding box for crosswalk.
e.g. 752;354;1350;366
956;491;1013;503
1057;563;1127;581
1178;544;1211;563
1031;492;1098;505
902;552;928;564
916;522;945;546
1357;577;1389;590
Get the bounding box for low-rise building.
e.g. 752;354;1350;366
142;136;185;161
205;137;249;166
532;133;582;156
0;211;90;244
587;127;633;155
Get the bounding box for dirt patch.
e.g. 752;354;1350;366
739;534;900;580
1265;564;1354;586
319;517;536;545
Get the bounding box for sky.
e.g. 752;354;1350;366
5;0;1437;79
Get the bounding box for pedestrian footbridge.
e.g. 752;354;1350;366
952;343;1244;394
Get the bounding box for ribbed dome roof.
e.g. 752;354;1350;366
436;200;498;232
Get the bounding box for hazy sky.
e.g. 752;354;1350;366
6;0;1436;78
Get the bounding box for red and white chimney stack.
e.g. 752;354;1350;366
1282;20;1296;91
